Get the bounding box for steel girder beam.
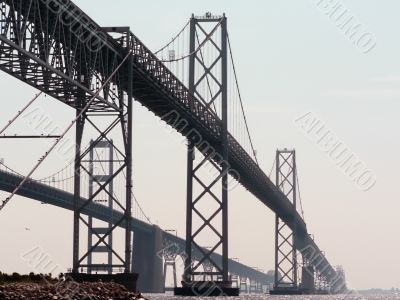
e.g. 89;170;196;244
183;14;229;284
0;0;123;112
274;149;298;289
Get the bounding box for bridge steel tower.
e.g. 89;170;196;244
70;27;136;289
240;277;248;293
271;149;301;294
163;241;179;292
175;13;238;296
87;140;115;274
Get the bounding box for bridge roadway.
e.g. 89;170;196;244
0;0;339;286
0;169;271;284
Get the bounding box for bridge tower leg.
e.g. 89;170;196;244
163;257;177;292
257;282;264;294
202;261;215;281
300;256;315;294
162;241;179;292
239;277;248;293
249;279;257;294
175;13;238;297
70;28;137;290
315;270;329;294
270;149;301;295
87;140;115;274
231;274;239;288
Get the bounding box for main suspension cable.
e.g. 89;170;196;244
114;150;152;224
0;146;152;223
296;168;305;221
0;51;132;212
159;19;222;62
269;156;276;179
154;20;190;55
0;161;25;177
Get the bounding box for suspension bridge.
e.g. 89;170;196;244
0;0;346;296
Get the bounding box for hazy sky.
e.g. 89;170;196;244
0;0;399;290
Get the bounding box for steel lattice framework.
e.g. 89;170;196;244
162;240;179;291
274;149;298;290
0;0;344;289
0;0;134;274
184;14;229;284
87;140;115;274
70;26;134;274
0;167;272;284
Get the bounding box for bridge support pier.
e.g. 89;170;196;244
162;240;179;292
315;270;330;294
249;279;255;294
256;282;264;294
240;277;248;293
132;225;164;293
300;265;315;294
231;274;239;288
163;259;177;292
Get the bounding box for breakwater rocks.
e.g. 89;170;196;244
0;281;147;300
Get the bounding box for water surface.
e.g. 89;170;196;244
145;294;400;300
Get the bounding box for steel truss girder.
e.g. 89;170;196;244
184;14;229;283
274;149;298;289
0;0;125;112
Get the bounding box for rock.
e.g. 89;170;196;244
0;281;146;300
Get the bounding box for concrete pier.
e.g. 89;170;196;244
132;225;164;293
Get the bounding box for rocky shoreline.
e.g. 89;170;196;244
0;281;147;300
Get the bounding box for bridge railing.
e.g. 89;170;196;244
127;32;221;135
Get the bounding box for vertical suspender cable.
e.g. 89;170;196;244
227;33;259;165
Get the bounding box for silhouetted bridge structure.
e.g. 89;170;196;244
0;0;346;295
0;167;274;291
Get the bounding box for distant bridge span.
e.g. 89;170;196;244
0;169;271;284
